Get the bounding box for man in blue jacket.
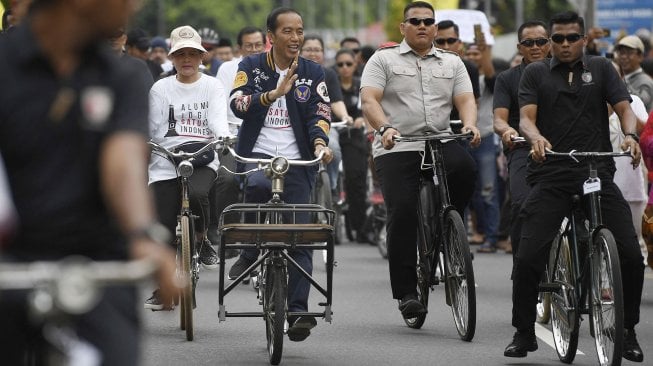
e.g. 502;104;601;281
227;7;332;342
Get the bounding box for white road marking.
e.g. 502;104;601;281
534;322;585;355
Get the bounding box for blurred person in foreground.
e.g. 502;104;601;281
0;0;177;364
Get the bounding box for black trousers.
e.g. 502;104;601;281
340;128;369;233
512;178;645;331
151;167;216;247
506;147;530;265
375;143;477;299
0;286;139;366
209;150;240;227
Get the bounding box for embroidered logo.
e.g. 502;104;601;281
233;71;248;89
234;92;251;112
81;86;114;129
316;102;330;120
316;81;330;103
581;71;592;83
317;120;330;135
294;85;311;102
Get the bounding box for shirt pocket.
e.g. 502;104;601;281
389;65;418;92
428;66;454;90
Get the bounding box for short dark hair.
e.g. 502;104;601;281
303;35;324;50
403;1;434;19
517;20;548;41
549;11;585;35
360;45;375;62
237;26;266;46
217;38;232;48
436;20;459;37
339;37;360;48
335;48;356;60
266;7;301;33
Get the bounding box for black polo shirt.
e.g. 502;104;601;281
0;24;150;260
518;55;631;184
494;62;527;132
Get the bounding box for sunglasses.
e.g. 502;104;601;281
519;38;549;47
435;37;459;45
404;17;436;26
337;61;354;68
550;33;584;44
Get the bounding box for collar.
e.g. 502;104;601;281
549;54;587;70
399;39;439;58
624;67;644;78
265;48;299;71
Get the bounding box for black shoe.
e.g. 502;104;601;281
504;329;538;358
398;293;427;319
144;290;165;311
224;248;240;259
199;240;219;270
287;315;317;342
228;256;256;280
623;328;644;362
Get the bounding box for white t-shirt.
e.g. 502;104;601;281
252;66;300;158
609;94;648;202
148;73;230;184
216;57;242;134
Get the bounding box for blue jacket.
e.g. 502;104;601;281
230;50;331;162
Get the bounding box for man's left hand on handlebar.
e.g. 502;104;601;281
621;135;642;168
462;125;481;147
314;144;333;164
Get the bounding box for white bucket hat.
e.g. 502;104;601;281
168;25;207;56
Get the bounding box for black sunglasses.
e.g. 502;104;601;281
404;17;436;26
337;62;354;68
550;33;584;44
519;38;549;47
435;37;459;45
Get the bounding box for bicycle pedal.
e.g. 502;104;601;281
538;282;562;293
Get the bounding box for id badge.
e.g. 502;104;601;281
583;177;601;195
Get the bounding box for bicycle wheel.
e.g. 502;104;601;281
536;270;551;324
550;234;579;363
180;215;194;341
589;228;623;366
443;210;476;341
264;262;287;365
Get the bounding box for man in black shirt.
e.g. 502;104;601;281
505;12;644;362
493;20;550;262
0;0;176;364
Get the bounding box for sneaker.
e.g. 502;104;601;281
623;328;644;362
398;293;427;319
287;315;317;342
228;256;256;280
477;242;497;253
144;290;164;311
504;329;538;357
199;240;219;270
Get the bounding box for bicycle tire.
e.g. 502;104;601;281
443;210;476;341
265;262;287;365
590;228;623;366
180;215;194;341
537;233;560;325
550;234;579;363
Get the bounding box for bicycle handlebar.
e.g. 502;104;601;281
148;135;237;163
393;131;473;142
0;257;157;314
223;146;325;176
544;148;632;159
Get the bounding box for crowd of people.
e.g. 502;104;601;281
1;0;653;364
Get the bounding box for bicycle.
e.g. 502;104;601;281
149;137;229;341
218;147;335;365
536;148;631;365
0;257;156;365
393;130;476;341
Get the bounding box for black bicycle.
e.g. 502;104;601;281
149;137;228;341
538;148;630;366
393;131;476;341
218;147;335;365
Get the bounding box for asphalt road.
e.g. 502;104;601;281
140;241;653;366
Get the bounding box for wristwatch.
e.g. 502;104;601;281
624;133;639;143
378;124;395;136
128;222;171;244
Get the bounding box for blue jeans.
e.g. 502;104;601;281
326;128;342;193
239;153;314;312
467;135;500;245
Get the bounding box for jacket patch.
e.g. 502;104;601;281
316;102;331;120
316;81;330;103
294;85;311;102
317;120;330;135
234;92;251;112
233;71;248;89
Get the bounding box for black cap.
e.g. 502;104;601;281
127;28;150;51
